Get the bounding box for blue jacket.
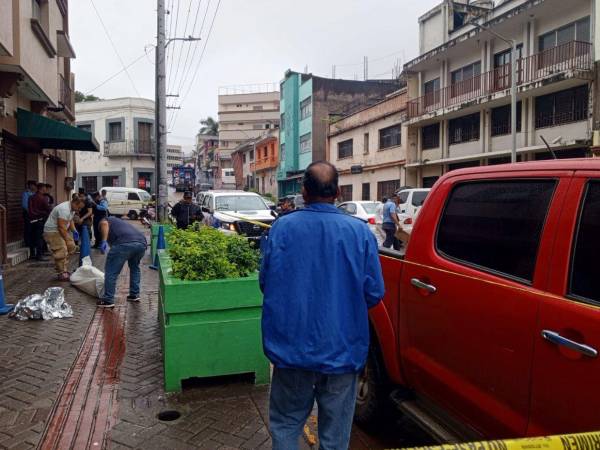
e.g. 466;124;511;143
260;202;385;374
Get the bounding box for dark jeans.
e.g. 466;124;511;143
269;367;359;450
102;242;146;303
23;209;32;251
30;219;45;259
93;213;106;246
382;222;400;250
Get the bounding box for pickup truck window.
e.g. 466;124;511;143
412;191;428;207
437;179;556;283
569;180;600;304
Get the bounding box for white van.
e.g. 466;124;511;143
100;187;152;220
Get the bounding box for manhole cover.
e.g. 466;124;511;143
157;410;181;422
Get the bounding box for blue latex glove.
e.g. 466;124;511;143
72;230;79;242
100;240;109;254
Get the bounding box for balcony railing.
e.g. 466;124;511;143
408;41;592;119
104;139;156;157
250;155;278;172
59;74;74;113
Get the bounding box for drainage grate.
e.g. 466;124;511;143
157;410;181;422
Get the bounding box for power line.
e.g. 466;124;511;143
166;0;181;94
89;0;141;97
84;49;152;95
171;0;203;101
169;0;194;95
169;0;221;131
167;0;212;128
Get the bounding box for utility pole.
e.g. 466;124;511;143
156;0;168;221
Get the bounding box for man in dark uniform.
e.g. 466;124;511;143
170;191;203;229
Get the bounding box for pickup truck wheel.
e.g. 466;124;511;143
128;211;138;220
354;347;388;428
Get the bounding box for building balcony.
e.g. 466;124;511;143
250;156;278;172
104;139;156;157
58;74;74;118
407;41;593;121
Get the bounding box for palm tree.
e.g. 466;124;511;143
199;116;219;136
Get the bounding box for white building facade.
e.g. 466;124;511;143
166;144;183;179
75;97;156;192
328;90;409;202
405;0;596;188
216;86;280;189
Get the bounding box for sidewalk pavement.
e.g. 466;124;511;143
0;223;425;450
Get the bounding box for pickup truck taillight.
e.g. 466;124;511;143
368;217;376;225
403;217;413;225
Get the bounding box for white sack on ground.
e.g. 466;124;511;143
70;256;105;298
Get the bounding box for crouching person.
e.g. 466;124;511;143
97;216;147;308
43;197;83;281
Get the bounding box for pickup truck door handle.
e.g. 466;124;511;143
410;278;437;294
541;330;598;358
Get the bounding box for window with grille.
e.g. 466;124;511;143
82;176;97;193
422;123;440;150
491;102;522;136
340;185;353;202
299;133;311;153
377;180;400;201
449;113;480;145
379;125;401;149
108;121;123;142
300;97;312;120
535;85;588;129
337;139;353;159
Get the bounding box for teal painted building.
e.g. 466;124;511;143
277;70;401;196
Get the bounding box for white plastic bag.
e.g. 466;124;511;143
70;256;105;298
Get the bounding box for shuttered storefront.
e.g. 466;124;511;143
0;137;27;242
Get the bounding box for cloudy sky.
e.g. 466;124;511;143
71;0;440;154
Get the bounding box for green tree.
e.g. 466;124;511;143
198;116;219;136
75;90;101;103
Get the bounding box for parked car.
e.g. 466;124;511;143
200;190;274;242
337;201;382;235
395;188;430;220
100;187;152;220
360;160;600;441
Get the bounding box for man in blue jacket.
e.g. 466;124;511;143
260;161;385;450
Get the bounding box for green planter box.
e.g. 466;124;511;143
151;224;173;262
158;252;270;392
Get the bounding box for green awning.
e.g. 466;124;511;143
17;108;99;152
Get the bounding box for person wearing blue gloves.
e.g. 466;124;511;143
260;161;385;450
43;196;84;281
96;216;147;309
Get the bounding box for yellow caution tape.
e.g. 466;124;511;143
398;431;600;450
217;211;273;229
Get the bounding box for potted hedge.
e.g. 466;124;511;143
158;226;269;392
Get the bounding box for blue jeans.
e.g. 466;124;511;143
269;367;359;450
102;242;146;303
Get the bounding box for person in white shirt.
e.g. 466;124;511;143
43;197;83;281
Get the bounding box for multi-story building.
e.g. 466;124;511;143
216;85;280;189
328;89;409;202
195;133;218;189
252;130;279;198
404;0;596;188
278;71;403;195
166;144;183;179
75;98;156;192
0;0;96;263
231;141;255;191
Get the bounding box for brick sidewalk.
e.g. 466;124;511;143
0;226;427;450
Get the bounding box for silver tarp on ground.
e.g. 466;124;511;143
9;287;73;320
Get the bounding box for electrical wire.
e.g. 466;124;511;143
166;0;181;95
168;0;220;131
169;0;194;95
84;49;152;95
89;0;141;97
171;0;203;101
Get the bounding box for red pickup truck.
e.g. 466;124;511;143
358;160;600;441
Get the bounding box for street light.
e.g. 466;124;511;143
470;21;518;163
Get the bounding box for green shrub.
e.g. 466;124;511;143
167;226;259;281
